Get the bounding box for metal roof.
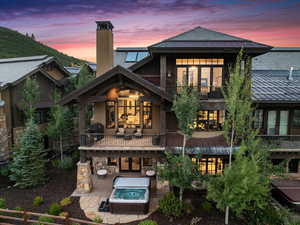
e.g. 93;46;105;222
253;48;300;70
0;55;54;86
150;26;272;50
252;70;300;102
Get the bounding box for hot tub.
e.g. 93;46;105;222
109;177;150;214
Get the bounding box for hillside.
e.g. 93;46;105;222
0;27;85;66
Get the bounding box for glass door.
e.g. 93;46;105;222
119;157;141;172
267;111;276;135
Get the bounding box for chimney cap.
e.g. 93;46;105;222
96;21;114;30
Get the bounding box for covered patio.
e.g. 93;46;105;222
72;173;169;224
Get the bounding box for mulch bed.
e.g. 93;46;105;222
0;167;87;221
1;168;247;225
124;191;247;225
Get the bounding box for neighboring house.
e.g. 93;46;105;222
0;55;70;164
63;21;300;193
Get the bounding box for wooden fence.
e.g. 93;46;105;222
0;208;104;225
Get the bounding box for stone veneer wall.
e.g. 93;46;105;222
76;161;93;193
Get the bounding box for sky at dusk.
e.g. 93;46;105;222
1;0;300;62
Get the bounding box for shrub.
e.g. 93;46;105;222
37;216;55;225
138;219;158;225
159;192;185;218
184;202;194;214
59;212;69;217
0;198;6;208
12;206;23;217
0;166;9;176
48;203;62;215
33;196;44;207
52;157;74;170
60;197;72;207
93;216;103;223
201;200;212;213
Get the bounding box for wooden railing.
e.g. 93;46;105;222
176;85;223;99
0;208;103;225
80;133;164;147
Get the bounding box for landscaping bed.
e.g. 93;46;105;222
0;167;87;220
125;191;246;225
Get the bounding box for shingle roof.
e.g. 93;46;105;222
0;55;54;86
150;26;272;51
252;70;300;102
253;47;300;70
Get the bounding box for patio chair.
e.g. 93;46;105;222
134;128;143;138
116;127;125;138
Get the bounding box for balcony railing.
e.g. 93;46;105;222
176;86;223;99
258;135;300;149
80;133;164;148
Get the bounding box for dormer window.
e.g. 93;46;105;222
125;51;149;63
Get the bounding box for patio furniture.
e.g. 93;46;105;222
87;123;104;141
146;170;155;177
134;128;143;138
116;127;125;138
97;169;108;179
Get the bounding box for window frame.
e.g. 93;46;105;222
107;157;117;166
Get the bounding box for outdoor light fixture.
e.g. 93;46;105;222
167;72;172;77
0;100;5;107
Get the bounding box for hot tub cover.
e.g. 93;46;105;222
113;177;150;188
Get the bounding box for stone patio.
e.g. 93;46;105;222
72;174;169;224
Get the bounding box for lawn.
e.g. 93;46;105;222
1;167;246;225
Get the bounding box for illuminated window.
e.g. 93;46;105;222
192;157;225;174
195;110;224;131
108;157;117;166
176;58;224;65
143;158;152;166
143;101;152;129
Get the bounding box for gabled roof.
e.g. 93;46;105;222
149;26;272;53
252;70;300;103
0;55;69;87
60;65;172;105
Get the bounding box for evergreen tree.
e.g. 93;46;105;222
22;77;40;121
9;119;46;188
31;33;36;41
47;90;73;162
172;85;200;156
76;64;95;89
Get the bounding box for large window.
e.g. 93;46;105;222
267;111;276;135
143;101;152;129
254;109;263;129
192;157;225;174
176;58;223;95
279;111;289;135
194;110;224;131
105;90;152;129
293;110;300;128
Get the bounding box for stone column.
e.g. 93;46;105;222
76;161;93;193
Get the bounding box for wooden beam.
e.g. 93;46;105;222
160;55;167;91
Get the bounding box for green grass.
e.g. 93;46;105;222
0;27;85;66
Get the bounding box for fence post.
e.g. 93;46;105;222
64;214;70;225
23;210;28;224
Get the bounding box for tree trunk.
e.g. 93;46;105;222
182;134;186;157
225;126;235;225
60;134;63;162
179;187;183;202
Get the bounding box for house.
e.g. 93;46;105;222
62;21;300;193
0;55;70;165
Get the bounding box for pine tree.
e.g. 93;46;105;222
9;119;46;188
76;64;95;89
31;33;36;41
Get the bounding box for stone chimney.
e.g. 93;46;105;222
96;21;114;76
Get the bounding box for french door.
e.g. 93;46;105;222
119;157;141;172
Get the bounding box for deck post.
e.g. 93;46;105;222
160;101;166;146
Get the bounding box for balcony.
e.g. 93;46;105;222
176;86;223;99
79;133;165;150
258;135;300;150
